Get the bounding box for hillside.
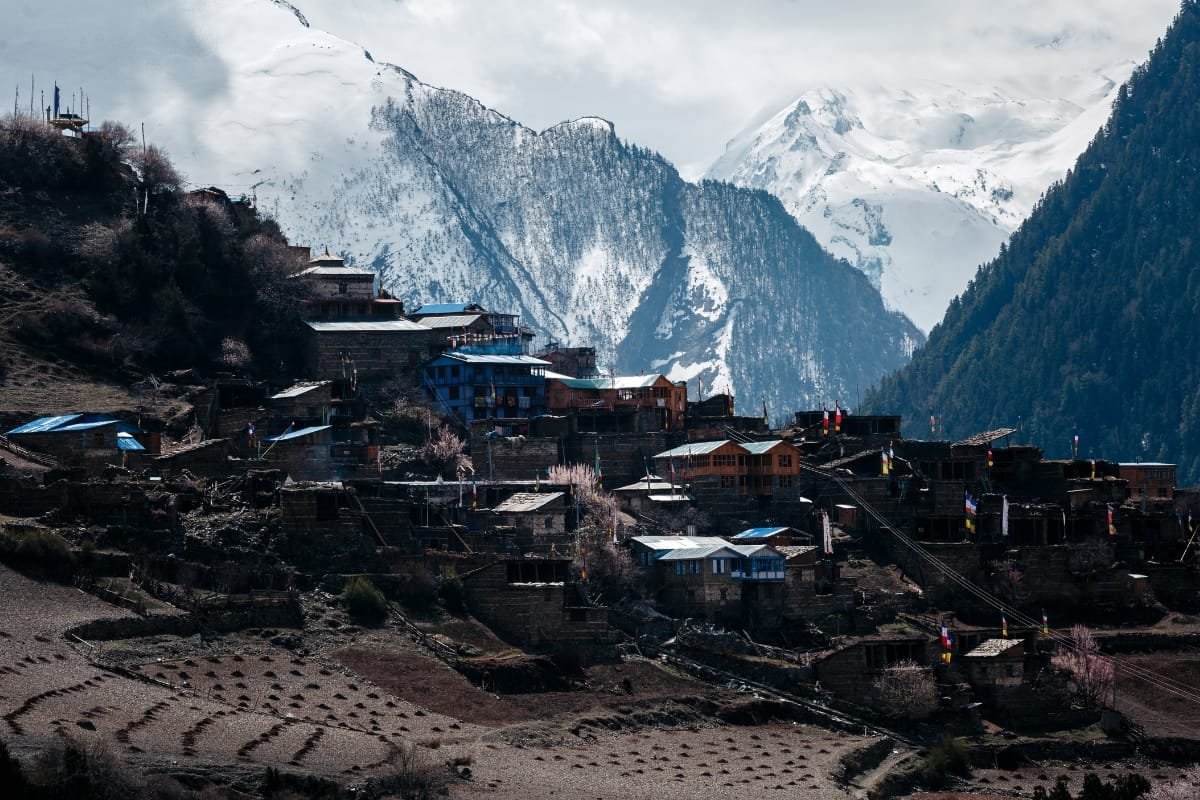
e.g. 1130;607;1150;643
866;0;1200;484
0;116;305;426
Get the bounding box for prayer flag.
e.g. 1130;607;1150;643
822;408;830;436
881;449;890;476
834;403;842;433
1002;615;1009;638
594;445;603;490
1072;431;1079;459
1107;503;1116;536
987;449;994;469
822;510;833;556
1001;495;1010;538
1042;609;1049;635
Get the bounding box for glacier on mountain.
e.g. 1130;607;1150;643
707;75;1133;332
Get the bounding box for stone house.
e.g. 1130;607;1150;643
458;557;619;659
962;638;1026;688
487;491;569;536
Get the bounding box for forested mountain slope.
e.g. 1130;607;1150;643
867;0;1200;484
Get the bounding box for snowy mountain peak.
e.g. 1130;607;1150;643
707;71;1135;331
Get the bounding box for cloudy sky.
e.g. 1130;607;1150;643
291;0;1181;177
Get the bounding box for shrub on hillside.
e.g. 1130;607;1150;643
0;527;76;580
374;743;449;800
872;659;938;720
918;735;971;789
342;577;388;625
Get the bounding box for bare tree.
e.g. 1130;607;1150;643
420;424;470;477
1051;625;1114;709
872;659;938;719
573;527;639;604
220;337;251;369
989;559;1030;605
548;463;619;530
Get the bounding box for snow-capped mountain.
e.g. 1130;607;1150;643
7;0;920;412
706;75;1133;332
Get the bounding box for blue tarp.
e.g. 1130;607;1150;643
732;527;789;540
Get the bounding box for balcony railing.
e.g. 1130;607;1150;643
730;569;786;581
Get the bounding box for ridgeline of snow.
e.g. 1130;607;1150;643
706;74;1132;332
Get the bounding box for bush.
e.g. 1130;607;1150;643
375;743;449;800
873;659;938;720
342;577;388;625
0;527;76;581
439;576;466;613
918;735;971;789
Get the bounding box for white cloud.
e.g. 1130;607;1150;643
292;0;1180;176
0;1;1181;179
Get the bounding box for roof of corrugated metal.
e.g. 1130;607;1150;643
657;546;736;561
55;420;118;432
630;535;732;550
297;265;375;277
305;320;430;332
741;440;791;455
549;375;668;390
963;638;1023;658
732;527;790;540
416;314;485;329
270;381;331;400
652;440;733;459
438;353;551;366
7;414;85;434
116;432;145;451
265;425;331;442
412;302;484;315
491;491;565;512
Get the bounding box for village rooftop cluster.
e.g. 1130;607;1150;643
2;242;1199;792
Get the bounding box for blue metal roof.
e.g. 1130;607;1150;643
7;414;85;434
116;433;145;451
55;420;119;432
265;425;331;442
732;527;790;540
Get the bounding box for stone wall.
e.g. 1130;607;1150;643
0;476;67;516
461;561;620;660
472;434;561;480
566;432;678;487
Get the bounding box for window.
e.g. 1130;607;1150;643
675;562;685;576
712;454;736;468
338;282;348;295
720;475;734;489
779;475;793;488
618;388;634;401
778;454;792;468
689;560;700;576
719;589;728;600
448;386;460;400
712;558;725;575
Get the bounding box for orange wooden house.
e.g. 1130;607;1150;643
651;439;802;496
546;374;687;430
